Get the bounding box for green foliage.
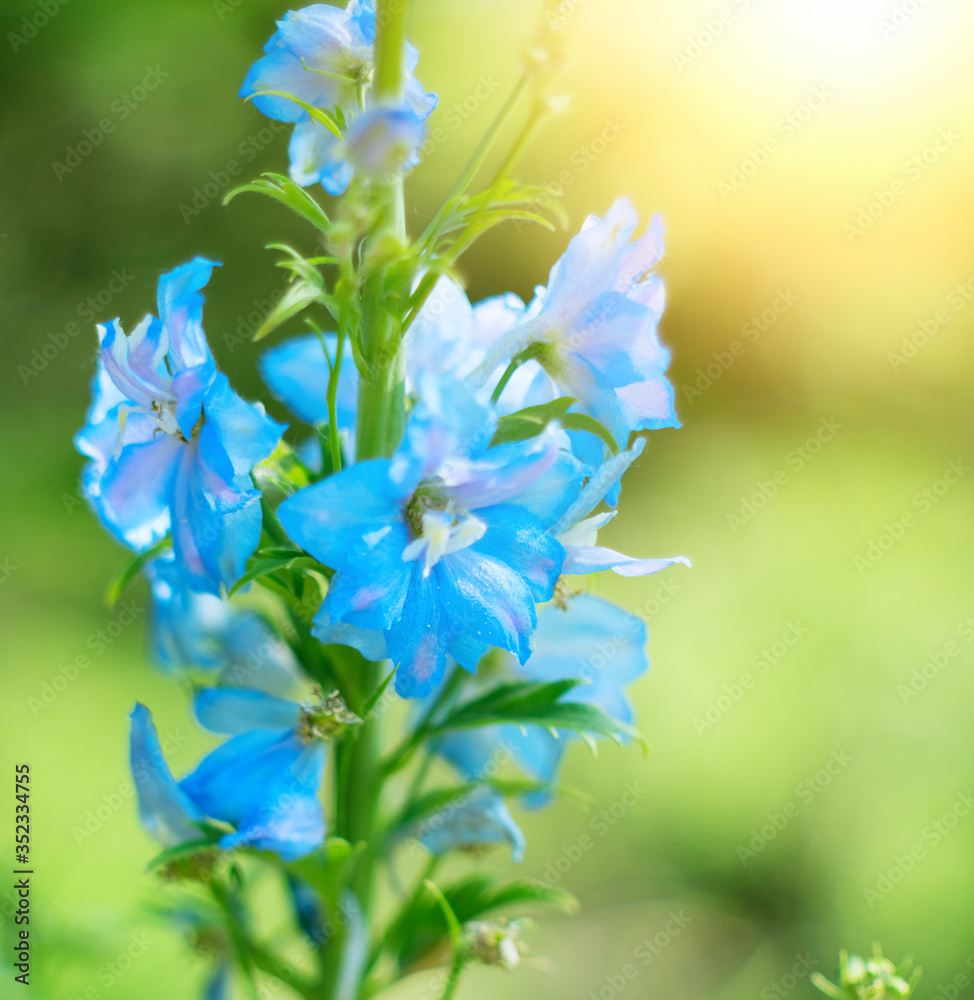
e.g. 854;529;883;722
104;536;170;607
388;874;577;971
490;397;577;445
431;679;648;752
224;173;333;235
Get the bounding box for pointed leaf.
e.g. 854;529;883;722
244;91;342;138
229;555;321;597
431;680;646;750
490;397;576;446
561;411;620;454
253;281;322;341
105;536;171;607
225;173;332;234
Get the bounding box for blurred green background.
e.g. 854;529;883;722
2;0;974;997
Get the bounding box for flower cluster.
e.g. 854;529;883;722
74;3;689;997
240;0;436;193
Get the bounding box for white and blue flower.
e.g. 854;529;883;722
239;1;436;194
76;260;285;594
277;379;567;697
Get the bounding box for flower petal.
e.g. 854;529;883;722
130;703;204;845
277;460;407;569
385;565;448;698
97;434;183;549
470;504;564;602
311;605;389;661
200;371;286;477
194;688;302;735
180;728;326;861
561;546;690;577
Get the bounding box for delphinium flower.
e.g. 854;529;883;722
86;3;698;996
239;1;437;193
75;260;285;593
469;199;679;479
277;378;567;697
145;555;299;695
131;688;340;860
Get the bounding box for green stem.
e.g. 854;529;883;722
489;358;520;404
439;958;466;1000
326;327;345;473
365;854;440;976
325;7;413;998
404;95;550;334
413;71;531;257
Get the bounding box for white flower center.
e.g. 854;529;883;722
402;510;486;577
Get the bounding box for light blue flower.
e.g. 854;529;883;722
470;199;679;467
145;556;299;695
277;379;567;698
180;689;328;861
240;2;436;194
76;260;286;594
436;593;651;798
130;693;327;861
416;786;525;862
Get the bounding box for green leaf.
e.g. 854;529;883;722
424;880;463;949
243;91;342;138
561;411;620;454
105;536;170;607
362;667;397;719
391;874;577;970
224;173;332;234
253;280;322;341
144;822;229;873
490;396;576;446
431;680;647;751
254;546;305;560
229;555;321;597
267;243;330;295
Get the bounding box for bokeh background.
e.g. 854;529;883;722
3;0;974;997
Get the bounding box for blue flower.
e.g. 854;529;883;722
76;260;286;594
145;556;299;695
180;689;328;860
240;2;436;194
470;199;679;469
130;691;328;861
415;785;525;862
277;379;567;698
436;593;651;797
